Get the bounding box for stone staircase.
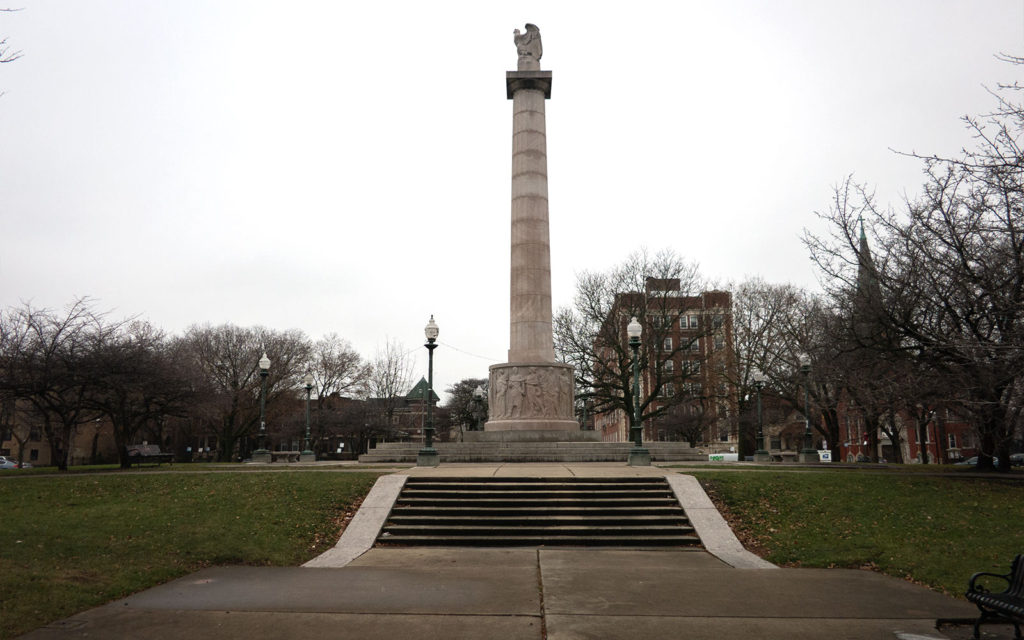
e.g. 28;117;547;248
376;477;702;547
359;441;705;463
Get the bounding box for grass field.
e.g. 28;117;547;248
0;471;381;639
690;470;1024;596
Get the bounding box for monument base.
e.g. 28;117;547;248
628;448;651;466
798;450;819;463
465;429;600;443
417;450;440;467
485;362;575;434
252;450;271;464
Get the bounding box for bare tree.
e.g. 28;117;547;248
85;321;193;468
807;169;1024;471
366;338;415;425
659;401;714;447
1;8;22;63
554;248;712;432
729;281;848;459
178;324;311;461
303;333;370;454
441;377;488;440
0;300;112;470
1;7;23;98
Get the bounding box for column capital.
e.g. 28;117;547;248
506;71;552;99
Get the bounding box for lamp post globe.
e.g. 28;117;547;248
417;315;441;467
626;316;650;466
301;371;315;460
254;353;271;463
473;385;486;432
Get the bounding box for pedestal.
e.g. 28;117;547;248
252;451;271;464
300;452;316;463
484;362;577;433
416;450;440;467
628;448;651;466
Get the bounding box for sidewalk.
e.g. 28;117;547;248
22;464;990;639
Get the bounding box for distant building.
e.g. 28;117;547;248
369;377;440;443
592;278;740;451
1;399;118;466
831;223;977;464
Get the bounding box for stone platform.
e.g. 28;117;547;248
358;441;704;463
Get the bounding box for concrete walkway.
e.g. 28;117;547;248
22;464;992;639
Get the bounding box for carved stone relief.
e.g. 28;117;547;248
488;363;573;420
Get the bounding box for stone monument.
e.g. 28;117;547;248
482;24;584;439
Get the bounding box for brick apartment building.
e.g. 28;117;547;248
592;279;740;452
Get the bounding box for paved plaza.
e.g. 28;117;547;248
22;464;1005;639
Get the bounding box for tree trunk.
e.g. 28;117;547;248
917;419;929;464
977;429;998;472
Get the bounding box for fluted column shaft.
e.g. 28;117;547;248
508;76;554;363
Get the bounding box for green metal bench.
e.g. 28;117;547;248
966;554;1024;639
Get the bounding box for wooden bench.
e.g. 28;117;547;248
270;451;301;463
966;554;1024;639
126;444;174;466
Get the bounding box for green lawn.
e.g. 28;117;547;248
0;471;382;639
690;470;1024;595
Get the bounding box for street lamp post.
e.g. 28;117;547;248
472;385;486;432
753;370;770;463
626;316;650;466
417;315;441;467
798;354;817;463
253;353;272;463
301;371;315;462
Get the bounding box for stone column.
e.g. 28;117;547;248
480;24;585;439
508;69;554;363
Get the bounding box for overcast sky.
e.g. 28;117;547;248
1;1;1022;401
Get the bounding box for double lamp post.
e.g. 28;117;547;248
253;353;317;463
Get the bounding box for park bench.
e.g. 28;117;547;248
270;451;301;463
966;553;1024;639
126;444;173;467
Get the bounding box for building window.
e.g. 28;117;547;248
661;383;674;397
688;315;699;329
29;449;38;461
663;337;672;351
947;433;957;449
663;360;674;373
714;335;725;350
712;315;724;328
690;340;700;353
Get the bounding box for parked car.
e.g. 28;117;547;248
1010;453;1024;467
955;456;1000;467
0;456;30;470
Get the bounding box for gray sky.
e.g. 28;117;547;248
2;1;1022;401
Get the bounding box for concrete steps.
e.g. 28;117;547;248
377;477;702;547
359;441;704;463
